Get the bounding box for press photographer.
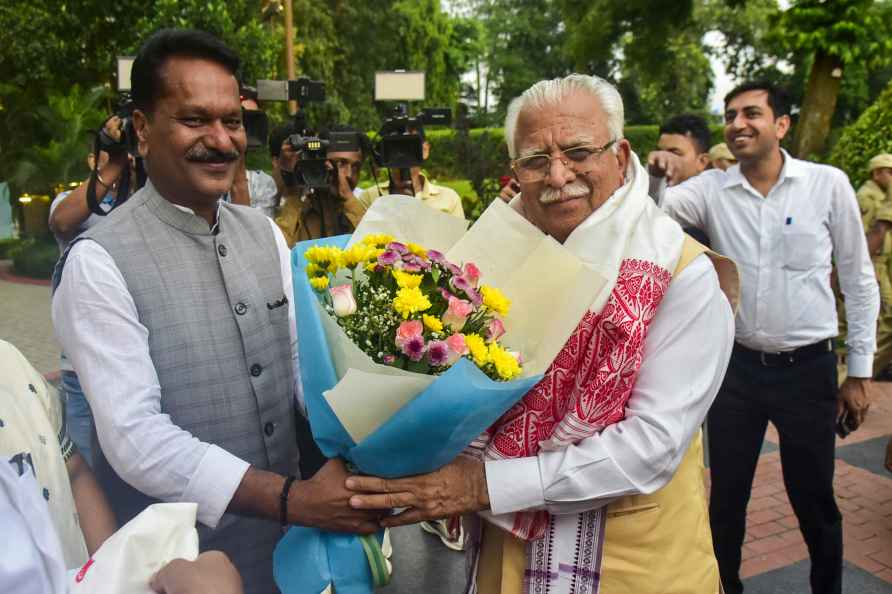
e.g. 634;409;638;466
275;125;368;245
359;106;463;219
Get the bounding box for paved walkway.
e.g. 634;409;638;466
0;262;59;373
2;267;891;592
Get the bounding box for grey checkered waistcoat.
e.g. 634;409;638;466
54;181;298;594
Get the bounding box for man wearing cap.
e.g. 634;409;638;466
854;154;892;374
709;143;737;171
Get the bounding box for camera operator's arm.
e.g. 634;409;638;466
49;117;128;241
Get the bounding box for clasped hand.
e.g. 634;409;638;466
345;455;490;528
295;456;490;532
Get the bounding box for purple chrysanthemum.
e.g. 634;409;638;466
465;286;483;306
386;241;408;254
383;354;396;364
427;340;450;366
427;250;446;264
401;335;427;362
450;275;472;293
378;249;400;266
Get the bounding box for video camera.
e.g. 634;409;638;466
371;71;451;175
375;105;450;169
259;77;367;190
284;130;363;189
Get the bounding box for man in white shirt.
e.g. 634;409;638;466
51;29;380;594
346;74;737;593
653;80;878;594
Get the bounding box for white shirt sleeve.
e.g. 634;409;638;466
51;240;250;529
660;174;712;231
267;218;303;413
485;255;734;515
829;171;880;377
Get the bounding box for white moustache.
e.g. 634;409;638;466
539;181;590;204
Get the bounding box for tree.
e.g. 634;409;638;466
829;80;892;189
774;0;892;158
559;0;712;122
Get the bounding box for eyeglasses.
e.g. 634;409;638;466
511;140;618;182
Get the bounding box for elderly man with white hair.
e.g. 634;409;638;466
347;74;737;594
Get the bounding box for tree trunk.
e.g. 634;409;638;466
793;50;843;159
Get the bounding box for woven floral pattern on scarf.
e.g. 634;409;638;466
484;257;672;540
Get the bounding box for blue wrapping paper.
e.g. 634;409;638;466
274;235;541;594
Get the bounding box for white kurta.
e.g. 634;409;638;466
485;254;733;514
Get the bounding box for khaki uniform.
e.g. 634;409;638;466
275;190;367;247
838;179;892;376
357;173;465;219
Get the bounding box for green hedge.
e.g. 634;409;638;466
246;124;727;186
10;238;60;279
0;237;22;259
829;81;892;189
425;125;726;181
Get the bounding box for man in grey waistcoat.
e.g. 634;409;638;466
52;29;380;594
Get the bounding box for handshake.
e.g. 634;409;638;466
285;457;490;535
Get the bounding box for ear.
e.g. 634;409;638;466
422;140;430;161
696;153;711;173
615;138;631;178
775;114;791;141
132;109;152;158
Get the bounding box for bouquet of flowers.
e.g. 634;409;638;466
304;235;522;382
274;196;606;594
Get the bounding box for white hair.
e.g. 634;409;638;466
504;74;625;159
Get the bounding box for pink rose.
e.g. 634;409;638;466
329;284;357;317
463;262;481;286
442;296;474;332
486;318;506;342
446;333;469;356
395;319;424;348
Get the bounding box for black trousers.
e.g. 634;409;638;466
708;347;842;594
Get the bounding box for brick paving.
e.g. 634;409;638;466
734;381;892;590
2;263;891;591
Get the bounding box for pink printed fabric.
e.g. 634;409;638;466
476;257;673;541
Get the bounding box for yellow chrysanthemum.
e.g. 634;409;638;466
481;285;511;316
341;244;376;268
306;262;320;276
465;333;489;366
392;287;432;318
362;233;395;247
309;276;330;291
488;343;521;380
392;269;423;289
406;242;428;258
423;314;443;333
305;246;343;273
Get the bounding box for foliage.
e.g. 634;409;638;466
131;0;283;85
10;85;109;196
10;237;60;279
774;0;892;70
828;80;892;189
0;237;23;259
